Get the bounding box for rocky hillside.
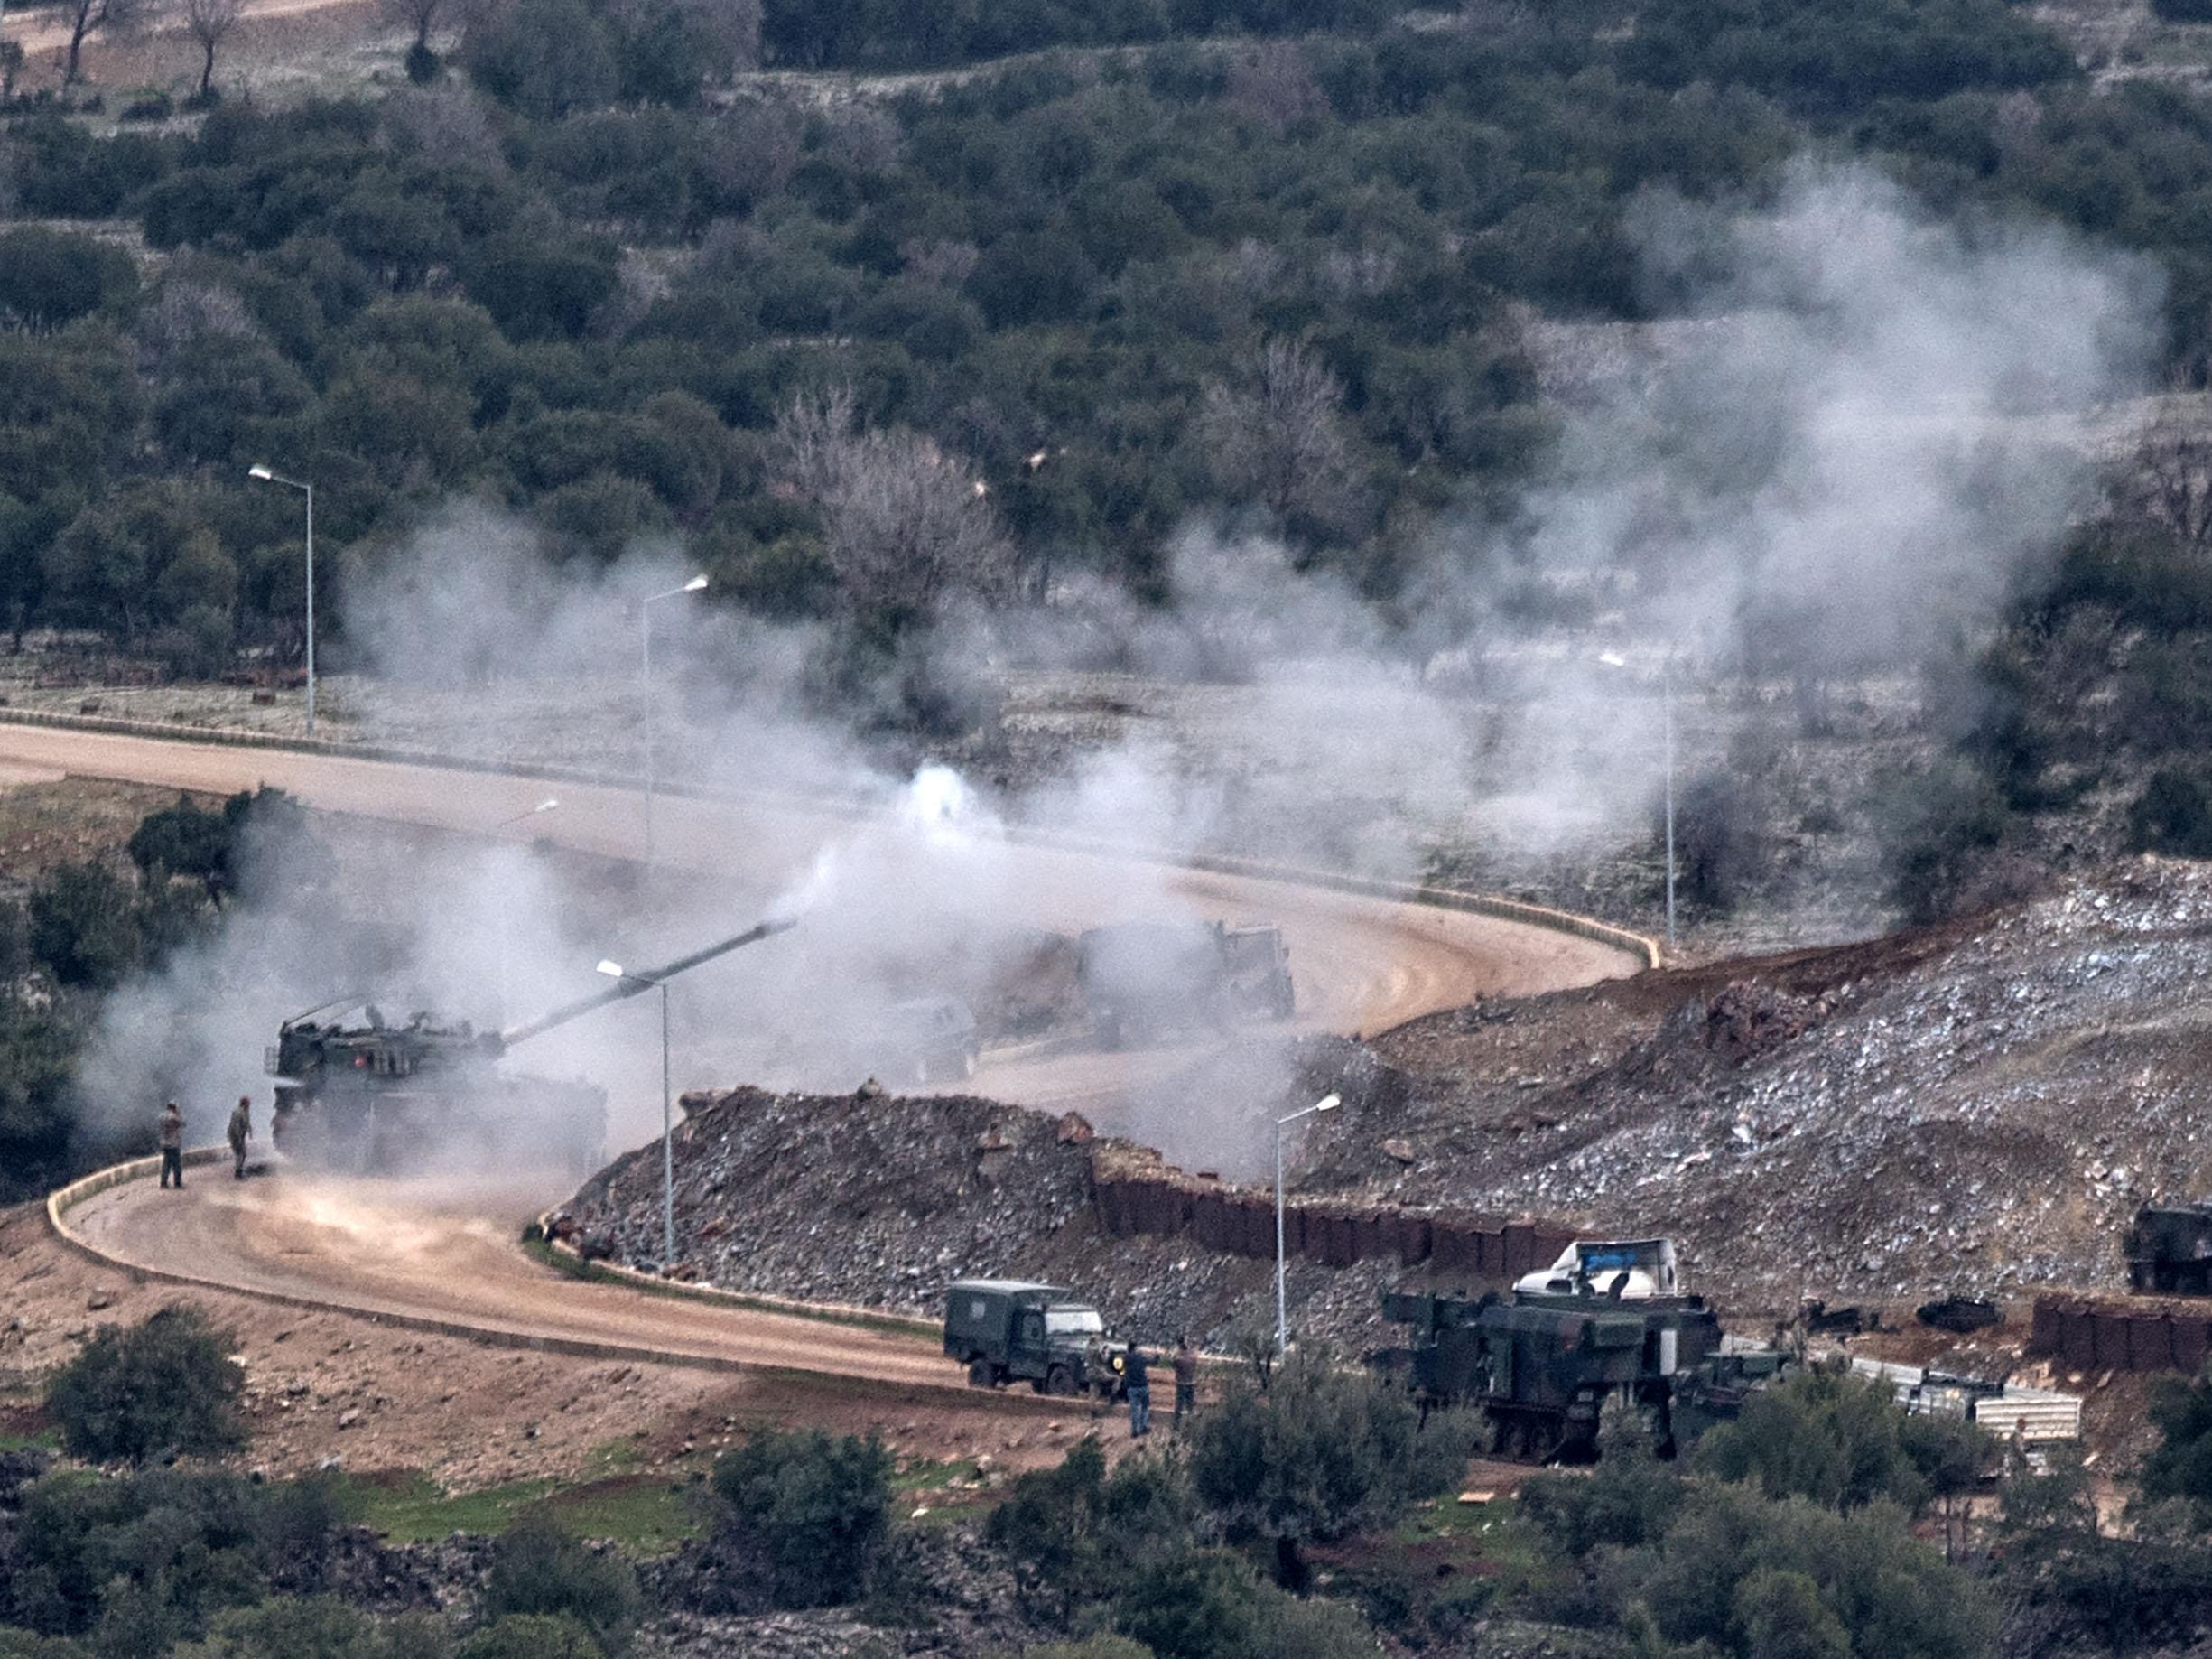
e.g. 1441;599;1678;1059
1329;856;2212;1314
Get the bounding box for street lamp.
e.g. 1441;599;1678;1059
639;575;708;863
1275;1092;1341;1356
497;797;561;831
1598;650;1675;952
246;465;314;738
599;957;675;1266
490;800;557;1020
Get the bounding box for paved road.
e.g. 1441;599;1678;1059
14;721;1640;1384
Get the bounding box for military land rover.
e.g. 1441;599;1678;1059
944;1279;1129;1399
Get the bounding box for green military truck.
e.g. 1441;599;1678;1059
944;1279;1129;1399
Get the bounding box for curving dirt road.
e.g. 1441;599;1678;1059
14;720;1640;1386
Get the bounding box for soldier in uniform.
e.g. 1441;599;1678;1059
158;1101;185;1188
227;1095;253;1179
1173;1334;1199;1426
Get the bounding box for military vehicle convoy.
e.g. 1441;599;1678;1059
944;1279;1130;1399
2128;1203;2212;1294
1075;919;1295;1048
267;918;793;1175
1376;1239;1790;1459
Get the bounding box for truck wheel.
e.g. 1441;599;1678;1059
967;1360;999;1389
1046;1365;1078;1397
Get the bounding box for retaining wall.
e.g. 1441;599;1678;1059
2029;1295;2212;1373
1089;1159;1575;1285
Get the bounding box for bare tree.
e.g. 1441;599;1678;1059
772;387;1014;615
1197;338;1360;531
60;0;157;89
382;0;446;59
2116;415;2212;547
183;0;243;97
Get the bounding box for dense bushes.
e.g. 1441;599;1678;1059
480;1518;641;1654
5;0;2168;671
44;1308;249;1467
707;1430;893;1608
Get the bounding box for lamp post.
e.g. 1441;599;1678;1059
246;465;314;738
497;796;561;831
1275;1092;1340;1356
639;575;708;863
1598;650;1676;952
599;957;674;1266
491;800;557;1021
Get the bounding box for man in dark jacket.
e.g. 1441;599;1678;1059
1125;1342;1151;1439
1173;1334;1199;1426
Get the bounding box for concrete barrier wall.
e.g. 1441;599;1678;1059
1089;1157;1575;1286
2029;1294;2212;1373
0;709;1660;969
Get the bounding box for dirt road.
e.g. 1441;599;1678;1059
11;720;1639;1387
63;1169;965;1387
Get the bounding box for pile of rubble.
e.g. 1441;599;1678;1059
560;1086;1296;1344
1337;857;2212;1314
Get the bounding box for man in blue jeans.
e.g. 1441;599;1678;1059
1125;1342;1151;1438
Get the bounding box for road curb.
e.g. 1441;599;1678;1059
0;707;1660;970
531;1209;942;1339
42;1153;1055;1404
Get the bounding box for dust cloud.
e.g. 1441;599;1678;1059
71;162;2160;1188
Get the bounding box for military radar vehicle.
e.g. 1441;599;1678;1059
2128;1203;2212;1294
1376;1239;1789;1460
1075;919;1295;1048
266;918;793;1175
944;1279;1129;1399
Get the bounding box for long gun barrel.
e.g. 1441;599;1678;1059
496;918;795;1049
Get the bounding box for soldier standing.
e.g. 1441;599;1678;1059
227;1095;253;1180
1125;1341;1151;1439
157;1101;185;1188
1172;1334;1199;1426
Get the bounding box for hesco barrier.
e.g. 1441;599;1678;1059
1089;1156;1575;1284
2030;1295;2212;1373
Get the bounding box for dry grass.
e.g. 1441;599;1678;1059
0;776;218;899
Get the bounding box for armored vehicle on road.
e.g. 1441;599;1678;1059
944;1279;1129;1399
2128;1203;2212;1294
268;918;793;1175
1075;919;1294;1048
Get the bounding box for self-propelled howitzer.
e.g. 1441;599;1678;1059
266;918;794;1174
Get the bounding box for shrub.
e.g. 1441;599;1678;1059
709;1430;893;1609
45;1307;247;1467
1696;1368;1910;1510
2129;765;2212;857
1879;760;2012;925
1185;1348;1474;1586
457;1613;600;1659
480;1517;638;1654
